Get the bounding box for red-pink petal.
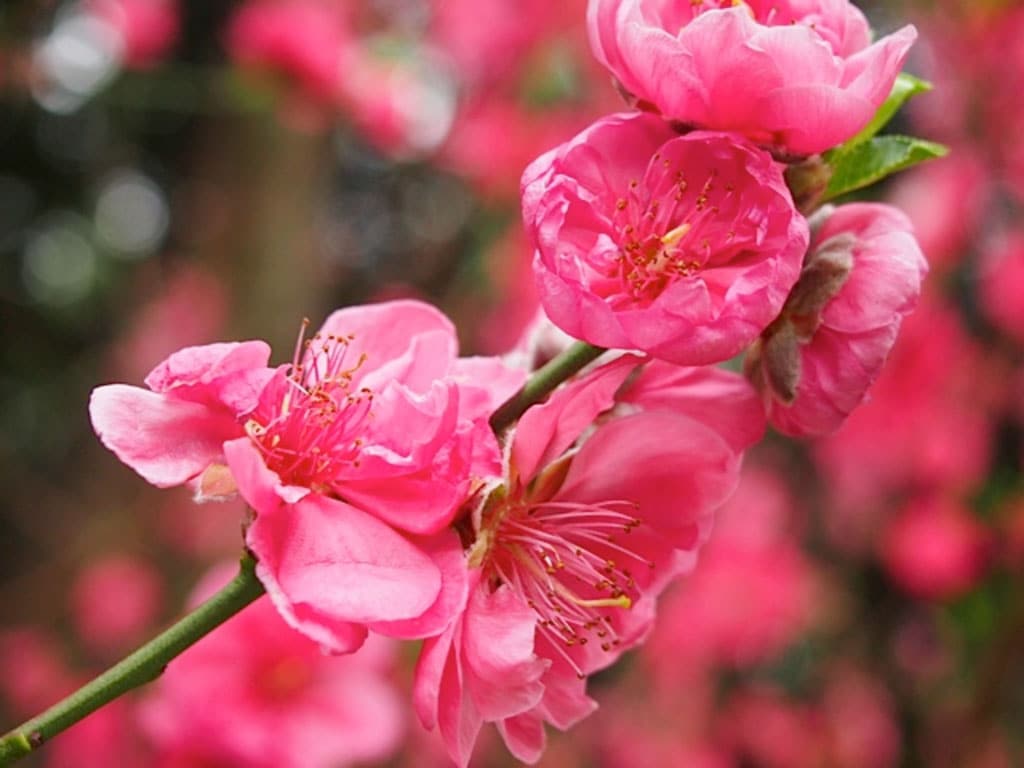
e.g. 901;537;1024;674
90;385;241;488
511;355;641;483
245;491;443;649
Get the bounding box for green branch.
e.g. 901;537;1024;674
0;554;265;766
0;339;607;766
489;341;607;433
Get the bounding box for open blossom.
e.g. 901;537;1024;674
90;300;523;651
414;356;764;766
746;203;928;437
141;567;405;768
587;0;916;156
522;112;808;365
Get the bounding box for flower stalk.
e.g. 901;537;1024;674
0;339;606;766
489;341;607;433
0;554;265;766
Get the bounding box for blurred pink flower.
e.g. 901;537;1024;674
888;153;987;273
71;555;164;656
587;0;916;155
522;112;808;364
415;356;763;766
47;698;150;768
109;265;227;383
141;567;404;768
646;467;818;670
338;47;456;157
748;203;928;437
90;300;523;651
225;0;350;104
85;0;179;68
429;0;581;89
724;669;900;768
441;97;602;203
156;488;244;559
475;226;541;355
821;668;901;768
723;688;825;768
0;628;74;717
815;296;997;544
880;496;991;600
979;233;1024;344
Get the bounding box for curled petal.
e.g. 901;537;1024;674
90;385;241;488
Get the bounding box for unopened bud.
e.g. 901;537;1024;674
787;232;856;320
761;320;802;405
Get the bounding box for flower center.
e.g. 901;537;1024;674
245;320;372;490
254;655;313;703
610;152;737;304
482;493;653;677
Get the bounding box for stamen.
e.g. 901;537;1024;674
245;323;372;488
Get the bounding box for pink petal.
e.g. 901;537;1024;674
414;617;460;731
534;662;598;730
497;712;546;765
448;355;528;424
244;491;443;647
438;622;484;768
511;355;641;483
90;385;241;488
315;300;457;387
369;530;470;639
621;362;766;452
463;584;547;721
144;340;273;415
559;410;740;549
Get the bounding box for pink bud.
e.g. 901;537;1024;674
748;203;928;437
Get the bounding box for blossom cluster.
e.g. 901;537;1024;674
77;0;933;765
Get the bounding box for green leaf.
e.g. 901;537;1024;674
847;73;933;146
822;135;949;201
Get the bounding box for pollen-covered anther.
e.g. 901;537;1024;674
243;321;374;488
483;496;652;675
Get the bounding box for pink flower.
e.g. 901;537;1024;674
979;232;1024;344
71;555;164;656
880;496;991;600
414;356;763;765
46;698;150;768
338;47;457;157
746;203;928;437
107;264;227;383
814;295;997;539
141;566;405;768
647;467;818;670
522;112;808;365
90;300;523;651
888;153;987;273
0;628;75;717
587;0;916;155
85;0;179;69
225;0;351;105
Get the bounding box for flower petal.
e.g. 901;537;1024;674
511;355;641;483
90;385;241;488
